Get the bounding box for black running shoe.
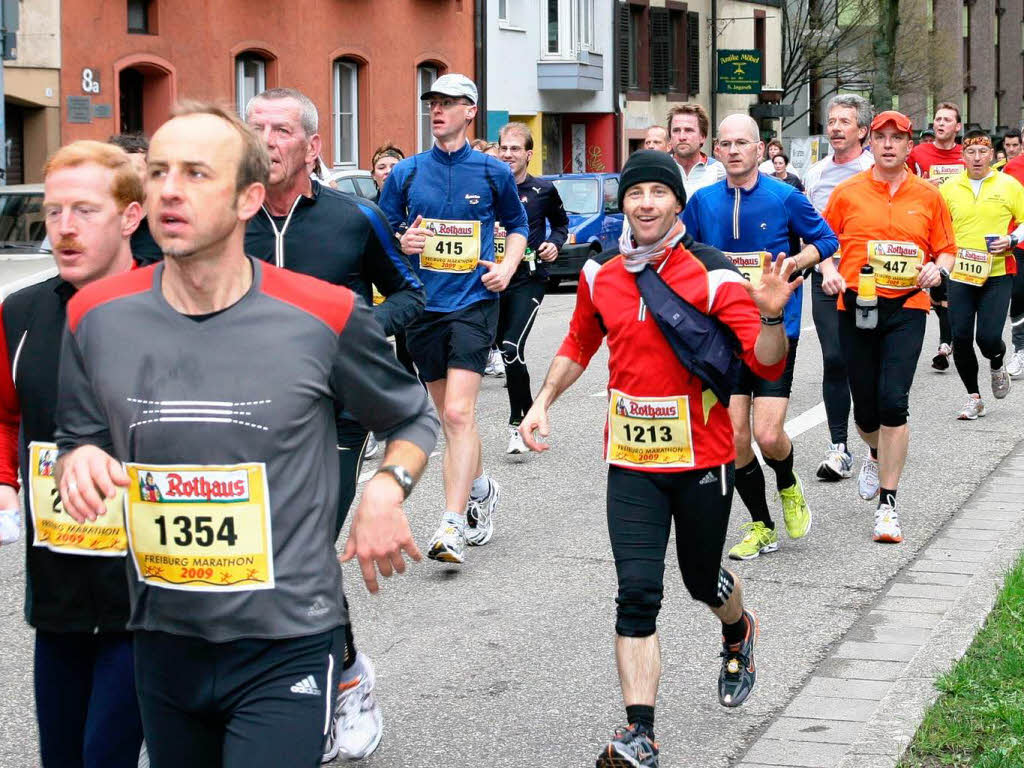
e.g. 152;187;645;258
595;724;659;768
718;608;758;708
931;343;951;371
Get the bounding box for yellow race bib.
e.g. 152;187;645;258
725;252;771;284
124;463;274;592
371;284;385;306
28;441;127;556
606;391;694;468
868;241;922;290
929;164;963;185
493;225;507;264
950;248;992;286
419;219;481;272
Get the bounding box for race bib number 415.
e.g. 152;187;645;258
606;391;694;469
124;463;274;592
868;240;922;290
29;441;127;556
419;219;481;272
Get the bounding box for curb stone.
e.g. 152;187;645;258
734;441;1024;768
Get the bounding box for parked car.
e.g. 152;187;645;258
538;172;623;288
0;184;48;255
319;167;379;201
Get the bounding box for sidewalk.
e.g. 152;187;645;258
734;439;1024;768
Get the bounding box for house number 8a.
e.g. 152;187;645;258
82;69;100;94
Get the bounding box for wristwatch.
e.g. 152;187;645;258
938;265;951;280
760;314;784;326
1011;234;1020;249
375;464;415;499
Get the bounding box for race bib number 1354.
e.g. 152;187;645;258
124;463;274;592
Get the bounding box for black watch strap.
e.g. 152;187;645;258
375;464;414;499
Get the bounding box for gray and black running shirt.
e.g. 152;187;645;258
56;258;439;642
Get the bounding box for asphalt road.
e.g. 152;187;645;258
1;272;1021;768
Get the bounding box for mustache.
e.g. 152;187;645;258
55;237;86;252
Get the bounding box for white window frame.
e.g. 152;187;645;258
333;60;359;168
541;0;596;60
235;55;266;118
417;64;438;153
498;0;509;22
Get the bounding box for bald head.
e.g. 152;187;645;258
717;114;764;184
718;114;760;142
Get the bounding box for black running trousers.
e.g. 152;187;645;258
135;628;340;768
607;463;735;638
949;275;1012;394
810;270;851;445
497;276;546;424
837;300;926;432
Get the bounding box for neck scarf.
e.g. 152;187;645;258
618;219;685;273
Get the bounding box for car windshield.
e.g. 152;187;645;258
0;191;46;250
552;179;600;215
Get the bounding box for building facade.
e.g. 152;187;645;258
3;0;61;183
485;0;616;175
58;0;476;169
619;0;784;156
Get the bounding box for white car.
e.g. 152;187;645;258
318;167;379;201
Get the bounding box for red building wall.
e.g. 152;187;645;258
60;0;476;166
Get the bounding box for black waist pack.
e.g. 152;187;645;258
635;265;742;406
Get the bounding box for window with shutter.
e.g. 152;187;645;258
617;2;631;92
686;10;700;96
650;7;670;94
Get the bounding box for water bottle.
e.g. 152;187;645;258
525;246;536;274
856;265;878;330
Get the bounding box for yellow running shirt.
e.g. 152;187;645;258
940;171;1024;281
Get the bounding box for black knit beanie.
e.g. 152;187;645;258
617;149;687;211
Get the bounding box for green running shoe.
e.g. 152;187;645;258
727;521;779;560
779;472;812;539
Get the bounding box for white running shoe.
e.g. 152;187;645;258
464;477;499;546
858;456;880;500
484;349;505;377
991;366;1011;400
1006;349;1024;379
322;653;382;763
957;395;986;421
506;426;528;455
816;442;853;481
427;513;467;564
873;503;903;543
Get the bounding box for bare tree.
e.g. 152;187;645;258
780;0;875;130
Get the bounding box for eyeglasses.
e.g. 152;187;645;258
427;98;471;110
717;139;756;151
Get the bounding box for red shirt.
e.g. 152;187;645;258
1005;154;1024;187
908;142;964;184
558;238;785;473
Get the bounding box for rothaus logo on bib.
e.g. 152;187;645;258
615;396;680;420
142;470;250;503
425;221;475;237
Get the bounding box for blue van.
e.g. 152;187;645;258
539;172;623;287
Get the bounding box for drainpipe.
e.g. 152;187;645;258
710;0;718;140
475;0;488;139
612;0;622;170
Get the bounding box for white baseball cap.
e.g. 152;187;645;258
420;74;478;105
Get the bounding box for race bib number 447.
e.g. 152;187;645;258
29;441;127;556
419;219;481;272
606;391;694;468
124;463;274;592
868;240;922;290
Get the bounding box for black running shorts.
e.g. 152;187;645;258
135;628;341;768
403;298;500;382
732;337;799;399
